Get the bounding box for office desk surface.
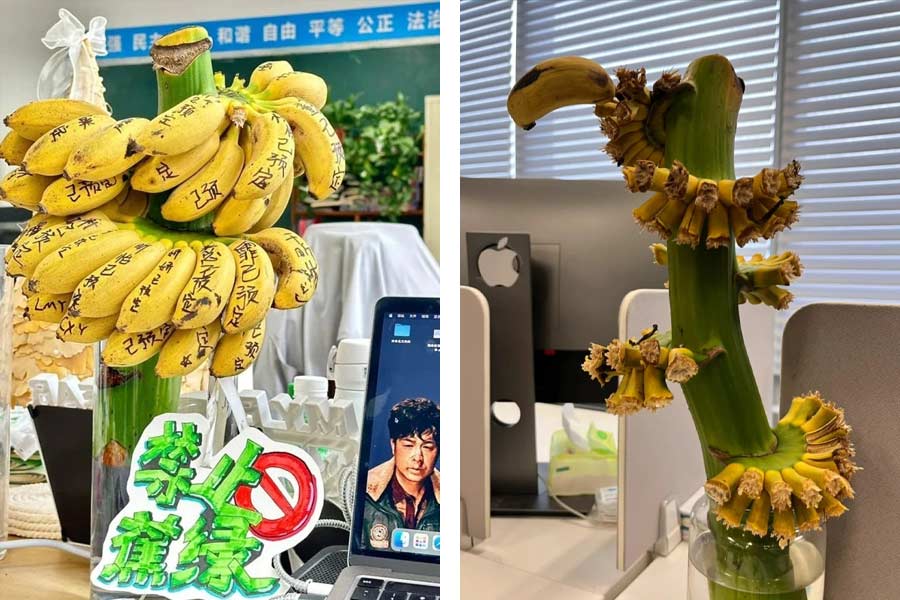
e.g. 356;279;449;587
461;402;687;599
0;538;90;599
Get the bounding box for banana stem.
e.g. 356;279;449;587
664;55;799;600
146;26;218;233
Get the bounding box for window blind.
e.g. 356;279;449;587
461;0;516;177
776;0;900;333
460;0;783;180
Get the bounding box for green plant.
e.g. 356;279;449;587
324;93;423;219
508;55;857;600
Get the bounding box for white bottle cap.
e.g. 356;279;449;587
335;338;371;366
293;375;328;396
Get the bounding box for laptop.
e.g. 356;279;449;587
328;296;441;600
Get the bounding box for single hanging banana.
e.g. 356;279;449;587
117;244;198;333
211;193;271;236
57;313;119;343
28;229;141;294
221;239;276;333
231;110;294;201
257;71;328;109
63;117;149;181
246;60;294;93
22;114;116;176
0;169;55;210
4;98;106;141
40;174;128;216
155;320;222;378
171;241;235;329
136;94;228;156
248;228;318;309
102;323;175;367
161;124;243;222
0;131;33;165
130;132;220;193
210;319;265;377
249;164;294;232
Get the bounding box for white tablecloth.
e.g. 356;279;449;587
254;222;440;396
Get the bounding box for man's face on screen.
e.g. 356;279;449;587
391;430;437;485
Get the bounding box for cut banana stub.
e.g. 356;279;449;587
705;392;856;548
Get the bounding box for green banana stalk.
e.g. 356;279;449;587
510;54;857;600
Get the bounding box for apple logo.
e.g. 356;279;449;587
477;237;520;288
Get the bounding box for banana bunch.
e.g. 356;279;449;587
622;159;803;248
705;392;857;548
1;58;338;378
581;327;702;415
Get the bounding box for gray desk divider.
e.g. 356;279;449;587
780;303;900;600
618;290;775;572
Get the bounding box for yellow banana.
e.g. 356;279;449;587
130;133;220;192
117;245;197;333
248;228;318;309
160;124;243;222
136;94;227;156
21;114;116;176
258;71;328;109
249;164;294;232
4;213;60;267
4;98;107;141
221;240;276;333
155;320;222;378
0;131;33;165
29;229;141;294
172;241;235;329
57;313;118;343
507;56;616;130
210;319;265;377
5;212;114;278
212;193;270;236
63;118;149;181
265;98;344;200
98;187;148;223
0;169;54;210
102;323;175;367
25;292;70;323
70;241;169;318
40;174;127;216
231;110;293;201
247;60;294;93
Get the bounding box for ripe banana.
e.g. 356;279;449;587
22;114;116;176
6;212;115;278
161;124;243;222
63;118;148;181
4;98;107;141
57;313;118;343
130;132;220;192
102;323;175;367
248;228;318;309
71;241;169;318
221;240;275;333
0;131;33;165
247;60;294;93
231;110;293;201
212;193;270;236
0;169;54;210
98;187;149;223
258;71;328;109
156;320;222;378
263;98;344;200
118;245;197;333
172;241;235;329
25;292;70;323
210;319;265;377
507;56;616;130
40;174;127;216
29;229;140;294
249;164;294;232
136;94;228;156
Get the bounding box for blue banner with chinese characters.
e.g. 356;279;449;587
100;3;440;62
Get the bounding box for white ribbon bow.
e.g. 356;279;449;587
37;8;108;101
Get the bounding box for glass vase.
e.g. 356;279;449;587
688;496;826;600
89;354;181;600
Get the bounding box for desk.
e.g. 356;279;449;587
0;537;89;599
461;402;687;599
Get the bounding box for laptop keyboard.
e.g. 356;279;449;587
351;577;439;600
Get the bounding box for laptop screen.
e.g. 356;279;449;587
351;297;440;565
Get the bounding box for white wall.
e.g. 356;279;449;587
0;0;423;119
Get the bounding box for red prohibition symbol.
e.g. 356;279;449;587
234;451;318;540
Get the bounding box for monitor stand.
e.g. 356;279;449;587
490;463;596;516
